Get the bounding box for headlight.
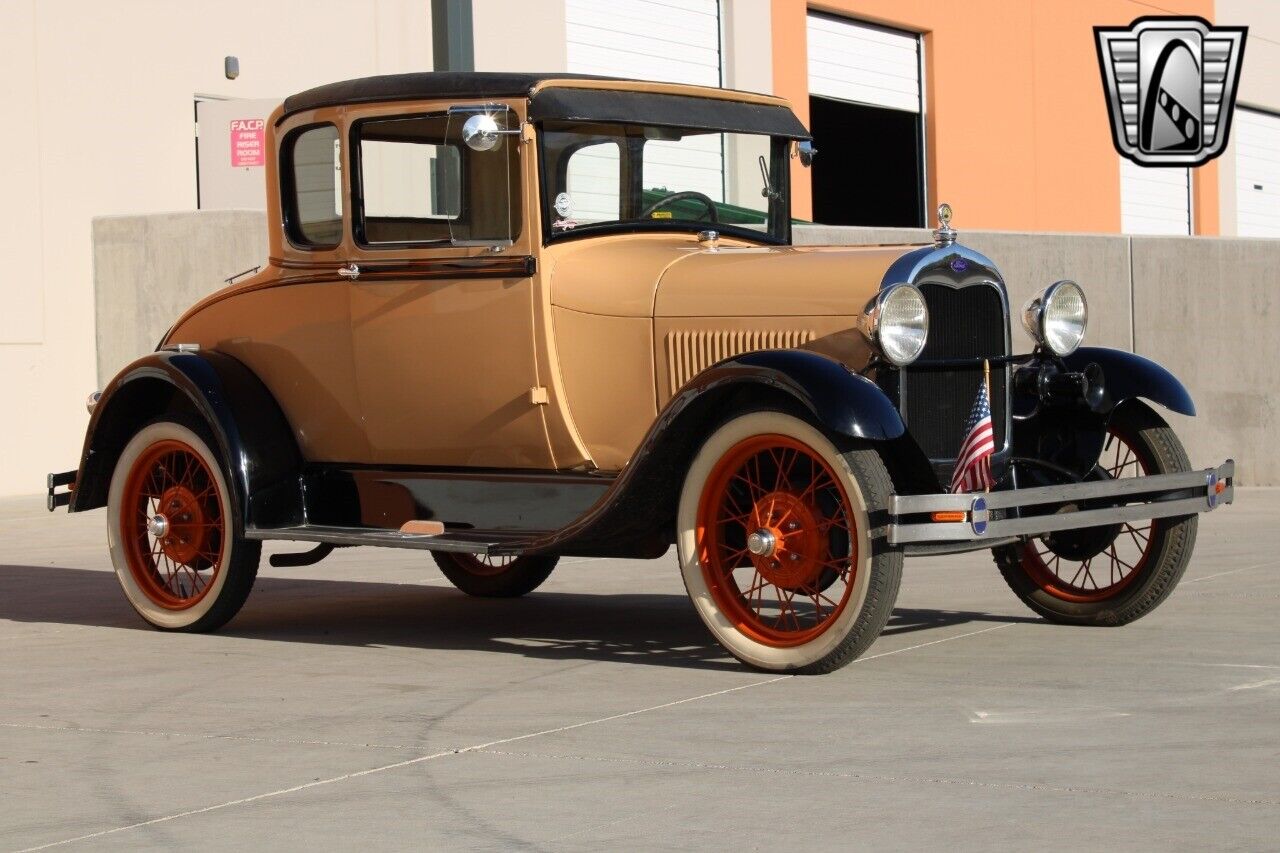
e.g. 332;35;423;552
1022;280;1087;356
860;284;929;366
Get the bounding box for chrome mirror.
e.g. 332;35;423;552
796;140;817;167
462;114;502;151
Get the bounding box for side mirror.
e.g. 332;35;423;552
796;140;817;167
462;113;522;152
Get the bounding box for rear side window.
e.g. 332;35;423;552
283;124;342;248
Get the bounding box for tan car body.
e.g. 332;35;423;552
166;80;918;474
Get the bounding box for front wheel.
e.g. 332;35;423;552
677;410;902;674
107;419;259;631
993;401;1198;626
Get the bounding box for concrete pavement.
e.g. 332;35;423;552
2;491;1277;851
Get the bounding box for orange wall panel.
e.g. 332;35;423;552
773;0;1217;234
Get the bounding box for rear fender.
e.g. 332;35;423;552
71;350;302;528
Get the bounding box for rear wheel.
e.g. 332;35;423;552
677;410;902;674
994;401;1197;625
432;552;559;597
107;420;259;631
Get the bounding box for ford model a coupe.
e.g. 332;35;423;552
49;73;1234;673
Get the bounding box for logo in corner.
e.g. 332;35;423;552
1095;16;1246;167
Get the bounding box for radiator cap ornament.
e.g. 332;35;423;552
934;202;957;247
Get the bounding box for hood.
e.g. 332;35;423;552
546;234;921;319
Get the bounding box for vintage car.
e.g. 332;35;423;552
48;72;1235;674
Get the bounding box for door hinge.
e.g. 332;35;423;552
529;386;549;405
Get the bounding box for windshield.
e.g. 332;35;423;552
539;121;792;243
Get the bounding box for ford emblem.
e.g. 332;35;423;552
950;258;969;273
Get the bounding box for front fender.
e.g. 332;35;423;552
693;349;907;440
71;350;302;528
1064;347;1196;417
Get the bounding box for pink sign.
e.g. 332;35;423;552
230;118;266;167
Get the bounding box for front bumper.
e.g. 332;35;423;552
888;459;1234;545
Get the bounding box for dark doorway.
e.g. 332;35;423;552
808;96;924;227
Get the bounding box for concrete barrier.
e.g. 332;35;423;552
92;211;267;388
92;215;1277;483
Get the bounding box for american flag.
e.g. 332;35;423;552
950;379;995;493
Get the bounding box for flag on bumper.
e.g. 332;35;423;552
951;379;995;494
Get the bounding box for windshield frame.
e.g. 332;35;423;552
535;121;793;247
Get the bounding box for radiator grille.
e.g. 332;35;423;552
902;284;1008;460
666;329;815;393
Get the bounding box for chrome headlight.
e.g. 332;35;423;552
860;283;929;366
1022;280;1087;356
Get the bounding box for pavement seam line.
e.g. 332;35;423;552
470;749;1280;807
1182;560;1279;584
12;623;1015;852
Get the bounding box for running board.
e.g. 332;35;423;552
244;525;528;556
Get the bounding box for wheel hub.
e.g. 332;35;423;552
748;490;823;590
155;485;209;566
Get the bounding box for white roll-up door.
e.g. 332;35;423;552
807;13;921;113
1119;157;1191;235
566;0;721;87
1234;108;1280;238
565;0;724;218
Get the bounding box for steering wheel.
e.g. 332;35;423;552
638;190;719;223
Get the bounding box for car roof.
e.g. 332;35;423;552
279;71;787;122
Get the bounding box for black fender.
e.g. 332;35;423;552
70;350;303;529
706;349;906;440
1064;346;1195;417
521;349;911;557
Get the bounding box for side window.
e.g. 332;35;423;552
284;124;342;248
355;112;520;247
564;142;621;224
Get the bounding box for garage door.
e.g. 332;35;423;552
1119;157;1191;235
1234;108;1280;238
565;0;720;87
807;14;921;113
565;0;723;221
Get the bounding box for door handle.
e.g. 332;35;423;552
337;263;361;280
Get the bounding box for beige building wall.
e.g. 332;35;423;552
1217;0;1280;236
0;0;436;497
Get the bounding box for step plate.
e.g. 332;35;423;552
244;525;524;555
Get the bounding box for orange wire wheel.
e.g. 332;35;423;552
1018;425;1158;603
109;421;259;632
680;411;900;673
994;400;1199;627
695;434;858;648
119;439;226;610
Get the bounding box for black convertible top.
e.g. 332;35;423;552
280;72;811;139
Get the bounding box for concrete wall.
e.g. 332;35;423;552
92;212;268;388
796;225;1277;485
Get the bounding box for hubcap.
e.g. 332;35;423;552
147;514;170;538
746;529;776;557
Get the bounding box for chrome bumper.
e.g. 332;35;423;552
888;459;1234;545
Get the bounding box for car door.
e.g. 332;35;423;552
344;104;556;469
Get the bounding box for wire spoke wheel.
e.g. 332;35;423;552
696;434;858;648
120;439;226;609
1020;428;1158;603
432;551;559;597
994;401;1198;626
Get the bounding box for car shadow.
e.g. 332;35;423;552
0;565;1039;672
